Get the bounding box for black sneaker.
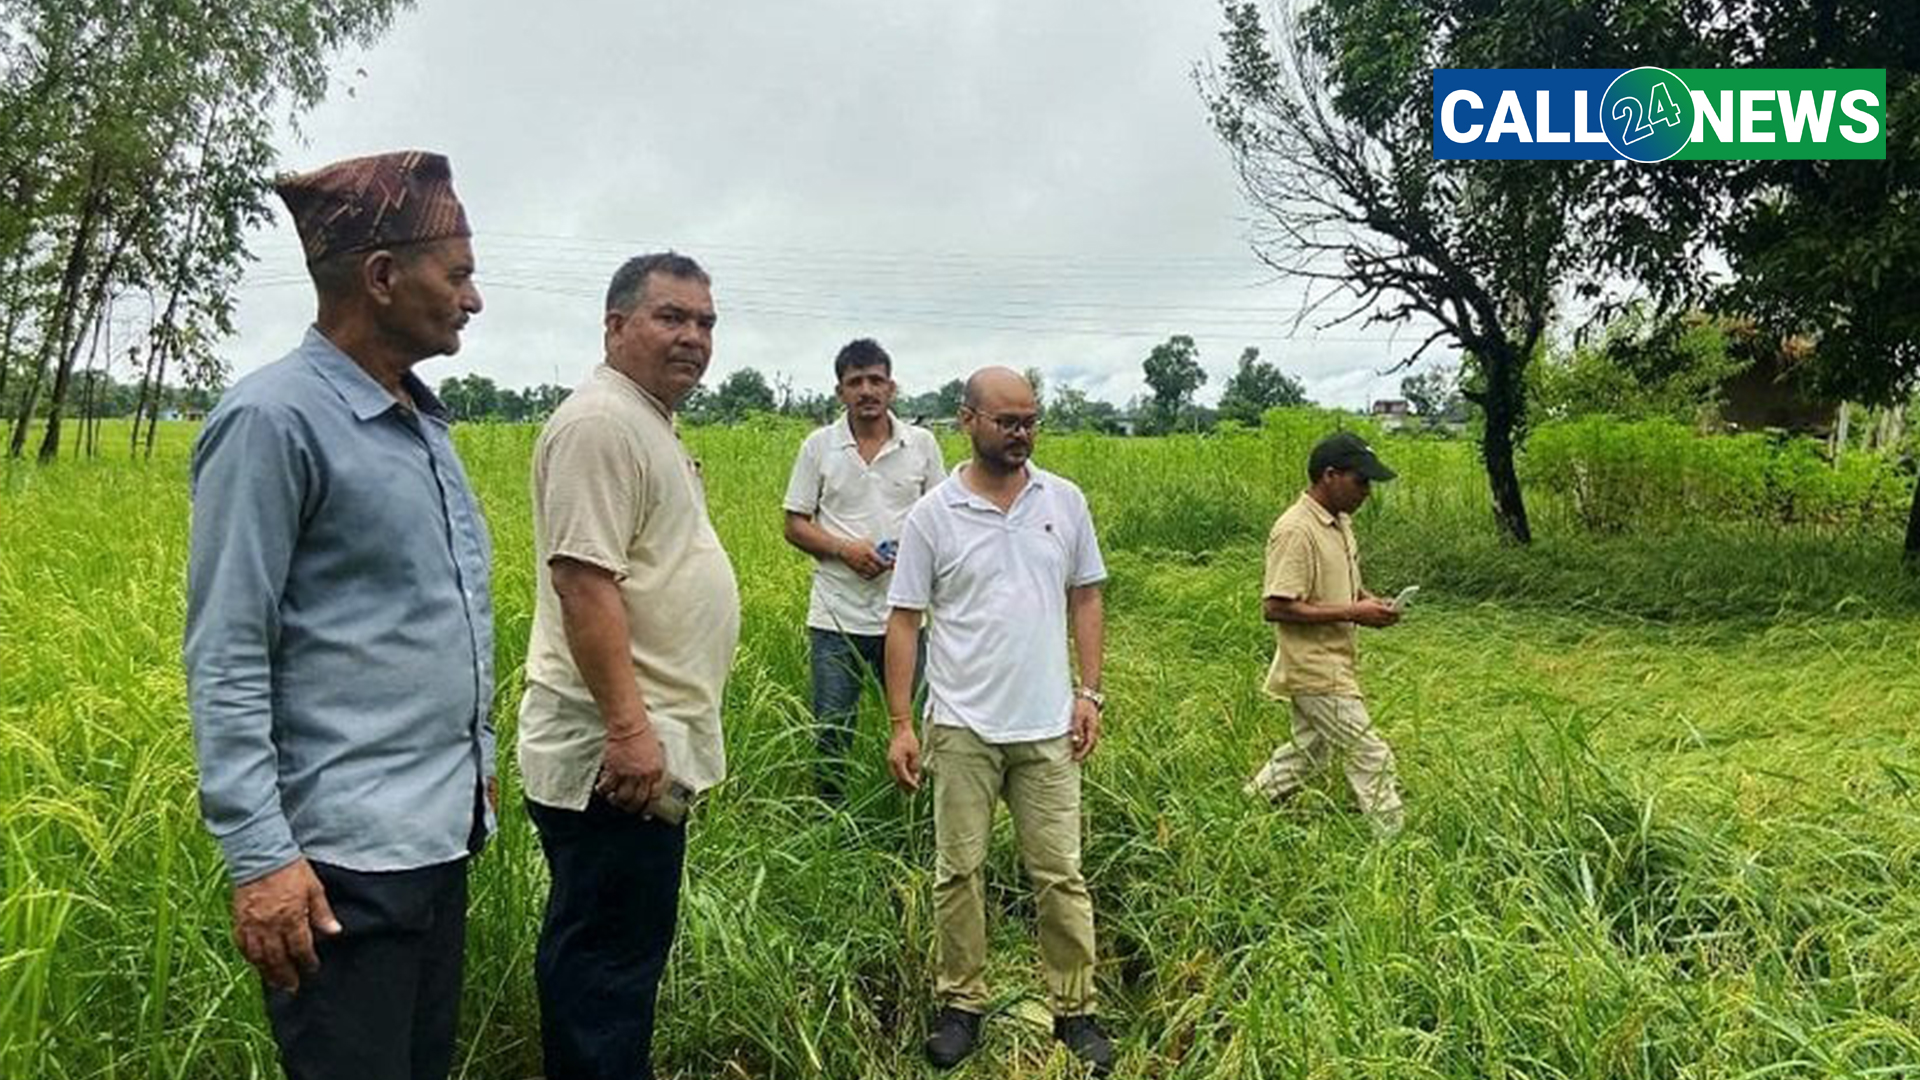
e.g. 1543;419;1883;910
924;1006;982;1069
1053;1014;1114;1076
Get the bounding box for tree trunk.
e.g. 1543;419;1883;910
1906;476;1920;566
0;250;27;412
144;328;173;460
10;163;103;458
38;233;124;464
8;330;57;457
77;299;109;458
1876;405;1903;452
1481;406;1533;544
1474;343;1533;545
129;343;156;456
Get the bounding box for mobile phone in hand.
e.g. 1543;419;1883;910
646;777;696;825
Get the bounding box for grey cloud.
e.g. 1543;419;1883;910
228;0;1445;408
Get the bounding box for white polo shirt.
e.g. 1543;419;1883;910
783;413;946;635
886;462;1106;743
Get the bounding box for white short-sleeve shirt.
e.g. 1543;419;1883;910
782;413;946;635
886;462;1106;743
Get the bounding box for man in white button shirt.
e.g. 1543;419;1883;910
782;338;946;801
882;367;1114;1076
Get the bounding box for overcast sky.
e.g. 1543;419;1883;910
227;0;1451;408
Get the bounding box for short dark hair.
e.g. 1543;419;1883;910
605;251;710;315
307;240;436;300
834;338;892;381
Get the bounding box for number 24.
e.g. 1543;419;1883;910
1611;83;1683;145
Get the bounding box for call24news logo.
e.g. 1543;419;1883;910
1433;67;1886;161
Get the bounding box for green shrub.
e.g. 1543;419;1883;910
1525;417;1907;532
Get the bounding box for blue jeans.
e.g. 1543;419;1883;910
809;626;922;800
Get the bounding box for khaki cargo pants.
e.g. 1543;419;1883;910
1248;694;1404;828
926;724;1097;1016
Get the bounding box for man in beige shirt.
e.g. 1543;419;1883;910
518;251;740;1080
1250;431;1405;833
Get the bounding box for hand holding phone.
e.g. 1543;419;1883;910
646;776;696;825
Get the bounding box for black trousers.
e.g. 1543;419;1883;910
527;795;687;1080
264;858;469;1080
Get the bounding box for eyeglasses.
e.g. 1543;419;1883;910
967;409;1042;434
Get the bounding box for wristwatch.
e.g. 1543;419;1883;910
1074;686;1106;710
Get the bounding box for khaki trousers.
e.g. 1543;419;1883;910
926;724;1097;1016
1249;694;1403;824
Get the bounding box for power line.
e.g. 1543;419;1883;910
481;230;1265;269
233;232;1440;347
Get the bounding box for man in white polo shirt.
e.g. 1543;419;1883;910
882;366;1114;1076
782;338;945;801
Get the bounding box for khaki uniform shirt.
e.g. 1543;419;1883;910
1263;492;1364;698
518;365;741;808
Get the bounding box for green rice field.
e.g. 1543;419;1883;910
2;415;1917;1078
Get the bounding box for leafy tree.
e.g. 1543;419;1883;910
711;367;777;421
1022;366;1046;409
1047;385;1124;433
937;378;965;417
2;0;418;460
1217;346;1307;426
1532;311;1750;425
1704;2;1920;557
1143;334;1206;411
781;388;838;425
1399;363;1477;429
898;378;965;422
1140;334;1207;433
679;384;716;422
494;387;528;422
1400;366;1456;420
523;383;570;419
1201;0;1716;542
437;374;501;421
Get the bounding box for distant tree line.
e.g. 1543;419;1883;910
434;338;1318;437
436;375;571;424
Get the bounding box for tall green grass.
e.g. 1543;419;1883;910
1528;417;1911;534
0;417;1914;1078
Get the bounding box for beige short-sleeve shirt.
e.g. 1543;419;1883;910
1263;492;1364;698
518;365;742;808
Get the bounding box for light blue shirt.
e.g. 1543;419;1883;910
185;327;495;885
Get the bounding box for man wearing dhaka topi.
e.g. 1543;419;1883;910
184;150;494;1080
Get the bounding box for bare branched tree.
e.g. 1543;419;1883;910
1200;0;1719;543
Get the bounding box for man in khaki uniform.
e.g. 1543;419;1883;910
883;367;1114;1076
518;252;741;1080
1250;430;1405;833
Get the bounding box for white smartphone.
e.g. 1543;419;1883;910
1390;585;1421;612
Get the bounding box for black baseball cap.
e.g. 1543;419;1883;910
1309;431;1396;482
